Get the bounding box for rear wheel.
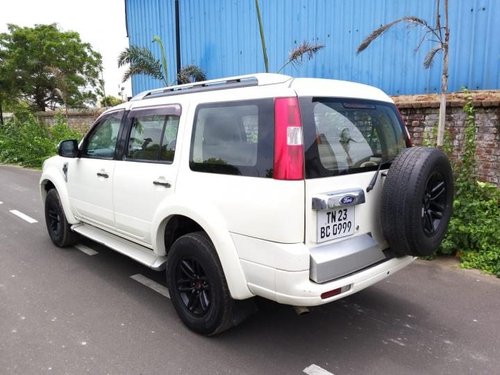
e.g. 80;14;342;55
44;189;77;247
167;232;234;335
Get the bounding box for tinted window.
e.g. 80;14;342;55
190;99;274;177
82;111;123;159
125;106;180;163
302;98;407;178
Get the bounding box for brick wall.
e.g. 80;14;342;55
394;92;500;186
36;109;104;134
35;95;500;186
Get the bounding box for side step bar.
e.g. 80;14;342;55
72;223;167;270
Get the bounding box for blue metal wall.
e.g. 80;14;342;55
125;0;500;95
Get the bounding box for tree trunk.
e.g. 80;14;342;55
0;100;4;126
255;0;269;73
437;0;449;147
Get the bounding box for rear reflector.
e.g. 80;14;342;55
320;285;351;300
274;97;304;180
320;288;342;300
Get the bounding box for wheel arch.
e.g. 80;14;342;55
40;169;78;225
152;202;253;300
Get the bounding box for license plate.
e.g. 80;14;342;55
317;207;355;243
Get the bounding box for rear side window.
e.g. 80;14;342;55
301;98;407;178
190;99;274;177
126;106;180;163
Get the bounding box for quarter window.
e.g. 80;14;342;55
190;99;274;177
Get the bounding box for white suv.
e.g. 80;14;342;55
40;73;453;335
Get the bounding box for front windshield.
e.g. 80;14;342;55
304;98;407;178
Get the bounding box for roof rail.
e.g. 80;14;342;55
130;73;292;101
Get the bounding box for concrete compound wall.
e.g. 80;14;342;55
35;109;104;135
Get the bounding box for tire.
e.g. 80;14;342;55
44;189;77;247
166;232;234;335
381;147;454;257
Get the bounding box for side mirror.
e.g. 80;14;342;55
58;139;79;158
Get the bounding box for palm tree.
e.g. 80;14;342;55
118;35;206;87
177;65;206;84
118;44;167;85
357;0;449;147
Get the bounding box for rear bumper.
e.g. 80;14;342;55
242;255;414;306
232;233;414;306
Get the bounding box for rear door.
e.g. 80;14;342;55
300;98;408;250
112;105;181;245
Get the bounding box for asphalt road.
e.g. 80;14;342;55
1;164;499;375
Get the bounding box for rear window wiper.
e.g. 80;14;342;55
366;158;394;192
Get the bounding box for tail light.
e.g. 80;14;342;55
273;97;304;180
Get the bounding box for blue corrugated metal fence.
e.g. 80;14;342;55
125;0;500;96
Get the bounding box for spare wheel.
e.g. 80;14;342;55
381;147;454;257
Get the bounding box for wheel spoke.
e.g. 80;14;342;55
180;260;196;280
423;211;433;233
199;290;210;312
187;290;199;312
430;209;443;219
430;181;446;200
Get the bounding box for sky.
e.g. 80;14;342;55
0;0;131;98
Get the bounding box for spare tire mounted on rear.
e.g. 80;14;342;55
381;147;454;257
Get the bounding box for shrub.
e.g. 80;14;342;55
437;91;500;277
0;113;82;168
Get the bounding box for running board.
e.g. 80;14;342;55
72;223;167;270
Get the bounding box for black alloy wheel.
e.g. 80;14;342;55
175;257;211;316
167;232;234;335
44;189;77;247
422;172;447;236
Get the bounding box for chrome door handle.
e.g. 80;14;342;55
153;180;171;188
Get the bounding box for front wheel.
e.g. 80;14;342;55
166;232;234;335
44;189;77;247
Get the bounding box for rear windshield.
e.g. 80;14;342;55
301;98;408;179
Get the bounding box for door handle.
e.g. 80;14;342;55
97;171;109;178
153;180;171;188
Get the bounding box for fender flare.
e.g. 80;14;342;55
40;166;79;225
151;196;253;300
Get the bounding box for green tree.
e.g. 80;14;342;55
357;0;449;147
100;95;123;107
0;24;103;112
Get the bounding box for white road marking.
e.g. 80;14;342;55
9;210;38;224
0;201;3;204
303;364;334;375
74;244;99;256
130;274;170;299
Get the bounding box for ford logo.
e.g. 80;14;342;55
340;195;355;205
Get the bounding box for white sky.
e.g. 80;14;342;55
0;0;131;98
